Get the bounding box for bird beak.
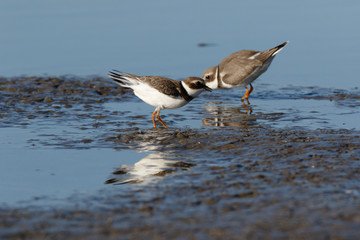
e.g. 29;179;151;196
204;86;213;92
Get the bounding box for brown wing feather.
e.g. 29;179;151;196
254;41;288;62
219;53;263;85
140;76;182;98
221;50;259;63
217;42;288;86
110;70;182;97
112;70;142;79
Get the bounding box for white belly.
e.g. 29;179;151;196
133;83;187;109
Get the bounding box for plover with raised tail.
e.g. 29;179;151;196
202;41;289;103
107;70;212;128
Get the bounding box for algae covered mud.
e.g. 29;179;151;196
1;76;360;239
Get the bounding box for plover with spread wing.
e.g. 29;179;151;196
107;70;212;128
202;41;289;103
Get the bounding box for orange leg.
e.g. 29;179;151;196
241;84;254;103
152;109;157;128
156;110;168;128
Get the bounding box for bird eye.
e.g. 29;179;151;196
205;75;210;80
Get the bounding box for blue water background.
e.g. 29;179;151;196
1;0;359;89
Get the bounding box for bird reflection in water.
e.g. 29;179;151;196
105;152;195;185
202;102;256;128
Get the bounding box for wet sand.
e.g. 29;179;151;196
1;76;360;239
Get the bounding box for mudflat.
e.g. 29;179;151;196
1;77;359;239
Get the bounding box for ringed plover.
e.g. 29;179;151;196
107;70;212;128
202;41;289;103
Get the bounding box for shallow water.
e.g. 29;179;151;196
0;126;146;205
1;77;360;238
1;0;360;238
1;78;359;206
